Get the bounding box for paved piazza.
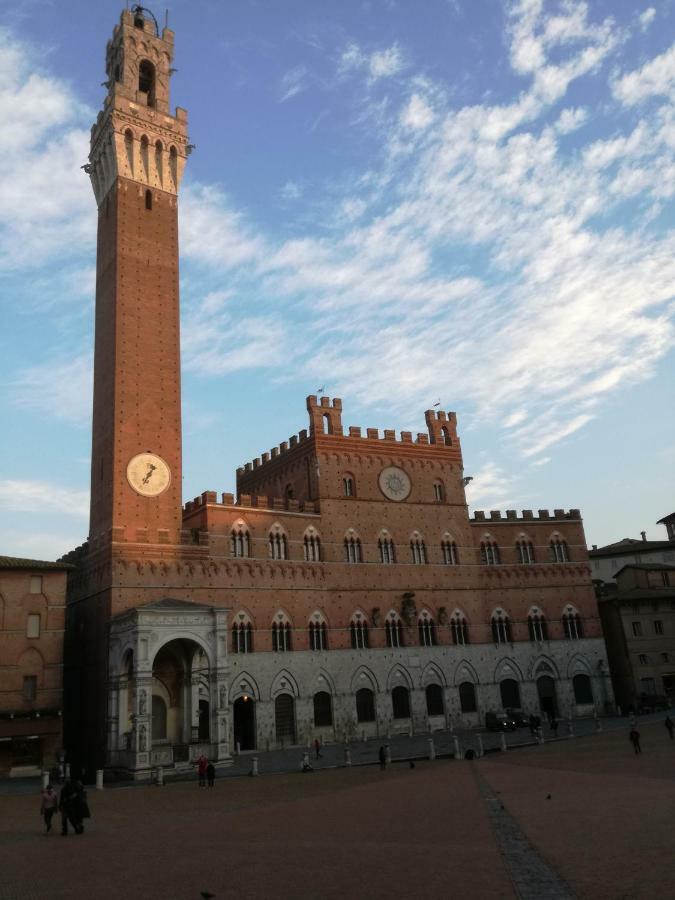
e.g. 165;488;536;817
0;722;673;900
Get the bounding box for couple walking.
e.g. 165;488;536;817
197;755;216;787
40;779;90;835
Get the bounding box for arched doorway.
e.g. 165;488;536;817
537;676;558;718
392;685;411;719
275;693;296;744
500;679;521;709
151;695;167;742
151;639;210;753
233;696;256;751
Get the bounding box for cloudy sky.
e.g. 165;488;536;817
0;0;673;560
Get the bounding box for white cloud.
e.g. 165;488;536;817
639;8;656;32
181;184;265;269
0;529;85;561
280;180;301;201
10;353;92;425
465;463;516;510
612;43;675;106
400;94;435;130
339;41;405;83
0;479;89;518
555;106;587;133
279;65;308;102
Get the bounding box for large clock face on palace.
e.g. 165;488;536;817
126;453;171;497
378;466;412;501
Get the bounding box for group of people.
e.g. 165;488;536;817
40;779;89;835
196;755;216;787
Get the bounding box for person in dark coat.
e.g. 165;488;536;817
40;784;59;834
629;728;641;754
549;716;559;738
206;762;215;787
378;746;386;770
59;779;85;835
314;738;322;760
665;716;674;740
197;755;208;787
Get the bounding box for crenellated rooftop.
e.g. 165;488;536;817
471;508;581;524
183;491;319;516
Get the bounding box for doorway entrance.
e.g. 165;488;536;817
275;693;296;745
233;696;256;751
537;676;558;718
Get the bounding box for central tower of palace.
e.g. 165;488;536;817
86;7;189;545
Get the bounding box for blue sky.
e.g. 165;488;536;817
0;0;673;560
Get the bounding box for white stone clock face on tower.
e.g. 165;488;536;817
126;453;171;497
378;466;412;501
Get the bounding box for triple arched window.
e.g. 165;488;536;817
410;534;427;564
268;529;288;560
379;533;396;564
350;613;369;649
344;535;363;563
303;530;321;562
563;607;583;639
385;611;404;648
550;538;569;562
441;538;459;565
418;611;437;647
491;611;512;644
516;540;535;564
272;614;292;652
308;616;328;651
232;615;253;653
527;610;548;642
450;611;469;645
481;540;501;565
230;526;250;558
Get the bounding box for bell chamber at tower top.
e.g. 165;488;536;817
86;8;190;206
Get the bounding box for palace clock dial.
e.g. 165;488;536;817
126;453;171;497
378;466;411;501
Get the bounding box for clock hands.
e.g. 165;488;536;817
141;463;157;484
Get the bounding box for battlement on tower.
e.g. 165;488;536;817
471;508;582;524
183;491;319;516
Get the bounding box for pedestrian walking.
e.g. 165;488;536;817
378;745;386;771
550;716;558;738
206;762;215;787
60;779;87;835
629;728;641;755
40;783;59;834
197;755;208;787
314;738;322;760
665;716;674;740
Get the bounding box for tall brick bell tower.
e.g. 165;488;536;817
87;7;188;546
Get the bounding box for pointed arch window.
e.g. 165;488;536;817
481;540;501;565
516;540;535;564
343;475;355;497
410;535;427;564
303;531;321;562
232;618;253;653
138;59;156;106
309;617;328;651
433;481;445;502
418;611;437;647
527;611;548;642
442;539;459;565
563;608;583;639
344;535;362;563
378;534;396;564
144;189;152;210
350;614;369;649
231;526;250;558
268;530;288;560
272;618;292;652
385;612;404;648
550;538;569;562
450;612;469;645
491;611;512;644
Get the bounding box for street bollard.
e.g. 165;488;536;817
251;756;259;776
500;732;507;753
428;737;436;760
156;766;164;786
42;771;49;789
344;746;352;767
236;741;241;755
385;745;392;765
567;718;574;738
302;751;310;771
95;769;104;790
65;763;71;779
595;713;602;733
453;736;461;760
477;734;484;758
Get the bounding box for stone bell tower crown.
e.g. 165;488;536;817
87;6;188;546
87;7;189;205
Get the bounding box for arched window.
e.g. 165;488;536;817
344;534;362;563
573;673;593;704
343;475;355;497
562;607;583;639
500;679;521;709
441;538;459;565
385;611;404;648
426;684;444;717
169;144;177;184
528;610;548;642
418;611;436;647
124;128;134;174
268;529;288;560
232;616;253;653
272;614;292;652
356;688;375;723
145;188;152;210
491;611;512;644
441;425;453;446
308;616;328;651
450;611;469;645
459;681;477;713
433;481;445;502
230;525;250;558
410;534;427;564
350;613;369;649
516;540;535;564
155;140;163;185
481;541;501;565
378;533;396;564
313;691;333;726
550;538;569;562
392;685;411;719
303;530;321;562
138;58;156;106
